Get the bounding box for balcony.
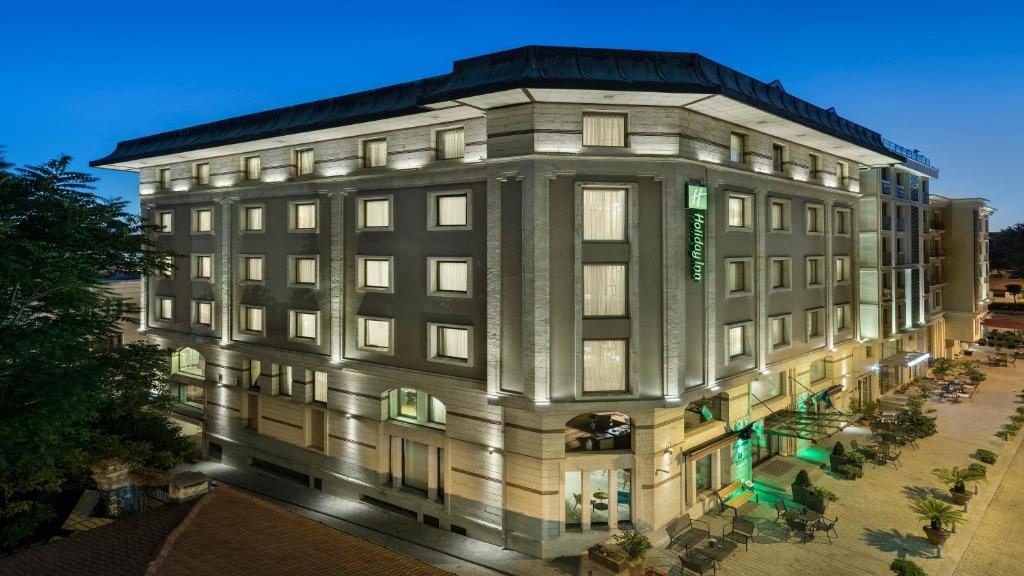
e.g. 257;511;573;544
896;185;906;199
930;220;946;231
930;249;946;258
896;218;905;232
911;189;919;202
882;216;892;230
896;253;908;265
930;275;946;285
881;180;892;195
882;251;892;266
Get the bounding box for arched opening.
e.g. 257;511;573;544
564;412;631;453
387;388;446;430
171;347;205;379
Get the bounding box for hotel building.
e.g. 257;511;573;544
92;46;984;557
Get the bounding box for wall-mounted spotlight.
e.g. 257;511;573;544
664;447;673;456
488;447;495;454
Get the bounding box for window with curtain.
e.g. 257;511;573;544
770;259;790;290
772;144;786;172
435;326;469;360
770;201;787;231
771;316;789;348
583;264;626;317
195;163;210;185
313;371;327;403
436;128;464;160
835;257;849;283
157;211;173;233
195;301;213;326
244;156;261;180
243;256;263;281
835;305;849;330
247;359;261;387
292;311;317;340
835;208;850;234
729;133;745;163
435;194;468;227
244;306;263;332
361;258;390;289
727;195;750;228
582;187;626;241
361;198;390;228
429;396;446;424
194;255;213;279
807;258;823;286
359;317;391;350
293;202;316;230
194;208;212;232
280;367;293;396
806;205;823;233
807;309;823;338
363;139;387;168
295;149;314;175
727;325;746;359
810;359;826;382
582;113;626;147
727;261;749;293
582;339;626;392
174;347;204;378
158;297;173;320
434;260;468;293
751;372;783;400
159;169;171;190
243;206;263;231
294;257;317;285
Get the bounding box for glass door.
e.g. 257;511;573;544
616;469;632;526
564;471;582;527
590;470;610;525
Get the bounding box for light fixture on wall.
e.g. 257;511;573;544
759;368;770;375
345;413;353;420
488;447;495;454
664;447;673;456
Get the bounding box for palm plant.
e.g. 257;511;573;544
910;498;965;531
932;466;984;493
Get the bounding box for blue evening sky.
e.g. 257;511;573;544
2;1;1021;227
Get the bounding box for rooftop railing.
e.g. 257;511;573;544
882;139;932;166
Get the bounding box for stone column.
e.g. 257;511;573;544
390;437;403;489
427;446;439;501
580;471;592;530
329;190;345;363
685;458;697;506
607;469;618;528
711;449;722;490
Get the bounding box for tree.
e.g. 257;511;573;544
1007;283;1022;303
0;155;185;551
990;223;1024;275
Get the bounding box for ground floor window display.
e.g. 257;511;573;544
564;468;632;530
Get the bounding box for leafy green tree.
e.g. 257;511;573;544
1007;283;1022;303
0;155;184;551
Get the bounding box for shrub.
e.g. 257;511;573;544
975;449;998;464
838;464;863;479
794;469;812;487
847;451;867;466
831;442;846;457
1011;415;1024;424
613;530;652;562
812;486;839;502
890;558;928;576
967;463;987;480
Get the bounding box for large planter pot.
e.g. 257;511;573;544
950;489;973;506
807;494;830;515
627;561;644;576
923;526;951;546
963;350;974;357
829;455;846;473
791;483;811;505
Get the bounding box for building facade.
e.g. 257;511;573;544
93;46;986;558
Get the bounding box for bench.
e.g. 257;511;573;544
715;481;758;515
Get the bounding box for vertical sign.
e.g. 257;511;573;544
687;183;707;282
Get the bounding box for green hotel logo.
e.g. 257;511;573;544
687;184;707;282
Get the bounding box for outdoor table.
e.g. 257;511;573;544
691;538;737;568
785;509;820;523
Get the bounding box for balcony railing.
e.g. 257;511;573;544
882;139;933;166
911;189;919;202
930;249;946;258
882;216;892;230
896;218;905;232
882;251;892;266
896;253;908;265
881;180;892;195
896;185;906;199
931;220;946;231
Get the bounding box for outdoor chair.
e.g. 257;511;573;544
785;517;811;544
666;514;710;553
774;499;788;523
680;553;716;575
888;450;903;470
850;439;861;451
811;516;839;544
724;517;756;550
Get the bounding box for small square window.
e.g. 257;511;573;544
428;258;470;296
806;309;824;339
770;315;790;349
429;323;471;365
194;300;214;327
241;255;264;282
157;297;174;321
156;211;173;233
727;194;752;229
431;193;469;229
583;112;627;147
726;259;751;295
294;148;314;176
159;168;171;190
835;304;851;331
834;207;851;235
582;339;627;392
243;156;261;180
291;256;317;286
729;133;746;163
772;144;786;172
358;316;392;353
194;163;210;186
806;257;824;287
769;258;791;291
290;310;318;341
192;254;213;280
158;255;175;278
357;256;392;292
359;197;391;229
307;370;328;403
583;264;627;317
241;205;264;232
769;199;790;232
808;153;820;179
582;187;627;241
291;202;317;231
806;204;824;234
727;324;749;360
192;208;213;233
363;139;387;168
436;128;465;160
242;306;264;333
835;256;851;283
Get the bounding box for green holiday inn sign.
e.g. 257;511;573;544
687;183;707;282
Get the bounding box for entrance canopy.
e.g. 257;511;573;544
879;351;930;368
763;410;858;443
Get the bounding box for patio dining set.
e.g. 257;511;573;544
666;514;755;575
775;500;839;544
851;436;908;469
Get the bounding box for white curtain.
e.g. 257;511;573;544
362;318;390;349
364;259;389;288
196;255;212;279
246;307;263;331
808;259;820;284
246;257;263;281
728;261;746;292
364;139;387;167
436;261;468;292
197;302;212;325
296;258;317;284
808;311;820;337
245;156;261;180
295;203;316;229
295;312;317;339
771;202;785;230
771;260;786;288
583;113;625;147
728;326;745;357
771;318;786;346
437;326;469;359
314;371;327;402
582;340;626;392
437;128;464;159
159;298;173;320
430;396;446;424
835;258;847;282
363;198;389;227
730;133;744;162
437;194;467;226
196;209;212;232
836;306;848;329
728;196;745;227
583;188;626;241
249;360;261;386
196;163;210;185
583;264;626;316
296;149;314;175
159;212;172;232
280;367;292;396
245;206;263;231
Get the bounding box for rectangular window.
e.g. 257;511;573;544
242;256;264;282
363;139;387;168
808;153;820;178
435;194;468;228
291;202;317;230
358;257;391;291
194;163;210;185
810;359;826;382
770;316;790;349
583;112;626;147
280;367;293;396
192;255;213;280
157;211;173;233
246;359;261;387
432;325;470;362
806;257;824;287
242;306;264;333
727;194;752;229
582;187;627;241
807;309;823;339
436;128;465;160
582;339;627;392
292;257;317;286
431;259;469;294
806;204;824;233
837;161;849;185
194;301;213;327
241;205;264;232
583;264;627;317
313;371;327;403
243;156;261;180
358;317;392;351
159;168;171;190
835;256;850;283
294;148;314;176
770;258;791;290
192;208;212;233
835;304;850;330
727;260;750;294
359;197;390;229
770;200;789;231
727;324;748;360
772;144;785;172
834;208;851;235
157;297;174;320
291;311;318;341
729;133;745;163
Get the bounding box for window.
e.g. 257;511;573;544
837;161;849;185
357;316;392;352
431;192;469;228
245;358;261;388
157;297;174;321
159;255;175;278
769;199;789;232
810;359;826;382
291;202;317;231
191;208;212;233
835;256;850;283
436;128;464;160
363;139;387;168
358;197;391;229
241;205;264;232
806;204;824;233
835;304;850;331
311;370;327;403
834;208;851;235
290;310;318;341
294;148;314;176
388;388;445;428
280;367;293;396
156;211;173;233
806;308;824;339
582;340;627;392
192;254;213;280
583;112;626;147
583;264;626;317
727;324;748;360
770;315;791;349
751;372;783;400
727;194;752;229
808;153;820;179
241;256;264;282
729;133;745;163
243;156;261;180
727;259;751;295
194;300;214;327
806;257;824;287
159;168;171;190
896;171;905;186
357;257;391;291
290;256;317;286
772;144;786;172
769;258;791;291
429;323;471;365
582;187;627;241
173;347;204;379
242;306;264;333
194;163;210;186
428;258;470;296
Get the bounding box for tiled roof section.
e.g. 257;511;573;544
150;487;451;576
0;499;197;576
91;46;894;166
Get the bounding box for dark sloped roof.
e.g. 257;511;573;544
91;46;895;167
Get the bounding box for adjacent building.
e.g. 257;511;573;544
92;46;990;558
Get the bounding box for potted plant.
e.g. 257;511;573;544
846;450;867;473
613;530;652;576
910;498;965;546
963;362;986;386
932;466;984;505
829;441;847;473
857;400;878;425
966;463;987;480
791;469;812;505
838;464;862;480
974;449;997;464
890;558;928;576
807;486;838;514
930;357;957;381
